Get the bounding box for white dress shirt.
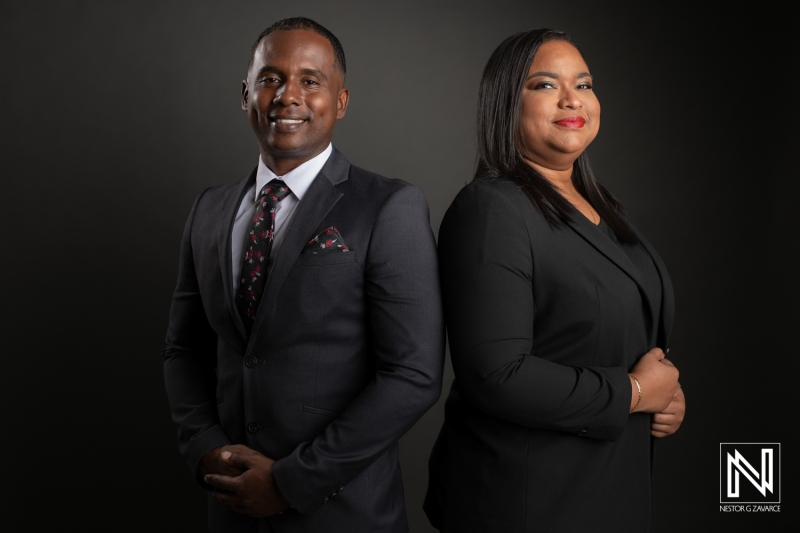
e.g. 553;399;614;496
231;143;333;296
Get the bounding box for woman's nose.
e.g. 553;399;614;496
559;88;582;110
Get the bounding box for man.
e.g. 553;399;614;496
163;17;444;533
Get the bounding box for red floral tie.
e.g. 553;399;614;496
236;180;292;332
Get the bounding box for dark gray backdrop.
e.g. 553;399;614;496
2;1;797;531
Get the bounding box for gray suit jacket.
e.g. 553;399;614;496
164;148;444;533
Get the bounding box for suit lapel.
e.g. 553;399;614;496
249;149;350;339
217;168;257;341
626;219;675;349
566;211;656;332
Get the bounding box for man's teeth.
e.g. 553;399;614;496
275;119;303;124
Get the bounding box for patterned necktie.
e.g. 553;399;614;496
236;180;292;332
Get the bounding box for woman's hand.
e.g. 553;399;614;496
629;348;680;413
651;387;685;438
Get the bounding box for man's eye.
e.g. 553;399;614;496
303;79;319;85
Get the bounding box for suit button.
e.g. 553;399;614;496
578;429;588;437
323;496;329;503
245;356;257;368
247;422;259;434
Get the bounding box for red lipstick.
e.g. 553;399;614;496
554;116;586;128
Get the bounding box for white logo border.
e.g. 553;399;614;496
719;442;781;504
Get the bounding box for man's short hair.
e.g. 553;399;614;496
247;17;346;76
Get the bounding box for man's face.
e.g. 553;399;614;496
242;29;348;168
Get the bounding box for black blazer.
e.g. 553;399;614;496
425;176;674;532
163;148;445;533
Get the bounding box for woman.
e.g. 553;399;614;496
425;29;685;532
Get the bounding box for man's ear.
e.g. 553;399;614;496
336;87;349;119
241;80;249;111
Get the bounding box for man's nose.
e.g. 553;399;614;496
274;82;301;106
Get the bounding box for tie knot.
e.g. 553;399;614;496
259;180;292;204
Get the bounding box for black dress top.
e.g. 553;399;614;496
425;176;674;533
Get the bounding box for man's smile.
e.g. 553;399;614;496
268;115;308;133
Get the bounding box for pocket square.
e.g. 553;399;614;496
302;227;350;254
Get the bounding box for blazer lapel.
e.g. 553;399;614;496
627;220;675;349
249;148;350;339
566;212;655;330
217;168;257;341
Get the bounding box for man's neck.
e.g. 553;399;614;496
260;147;327;177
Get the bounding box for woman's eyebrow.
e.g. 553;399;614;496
527;71;558;80
526;71;593;80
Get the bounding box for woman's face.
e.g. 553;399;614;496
518;40;600;171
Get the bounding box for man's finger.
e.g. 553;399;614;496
222;451;255;470
216;464;246;477
224;444;258;455
212;489;242;507
205;474;241;493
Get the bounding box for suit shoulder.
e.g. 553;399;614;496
347;163;417;193
344;164;426;206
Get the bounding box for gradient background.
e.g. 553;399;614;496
2;1;797;531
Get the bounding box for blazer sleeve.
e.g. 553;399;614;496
271;184;445;514
162;189;231;484
439;182;630;442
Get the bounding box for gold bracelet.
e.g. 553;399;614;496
629;374;642;413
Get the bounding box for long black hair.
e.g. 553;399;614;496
476;28;638;244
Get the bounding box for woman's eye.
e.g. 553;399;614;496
577;83;593;90
535;82;555;89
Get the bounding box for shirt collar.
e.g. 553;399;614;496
255;143;333;202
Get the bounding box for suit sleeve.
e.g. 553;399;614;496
162;189;231;485
271;185;445;514
439;183;630;442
